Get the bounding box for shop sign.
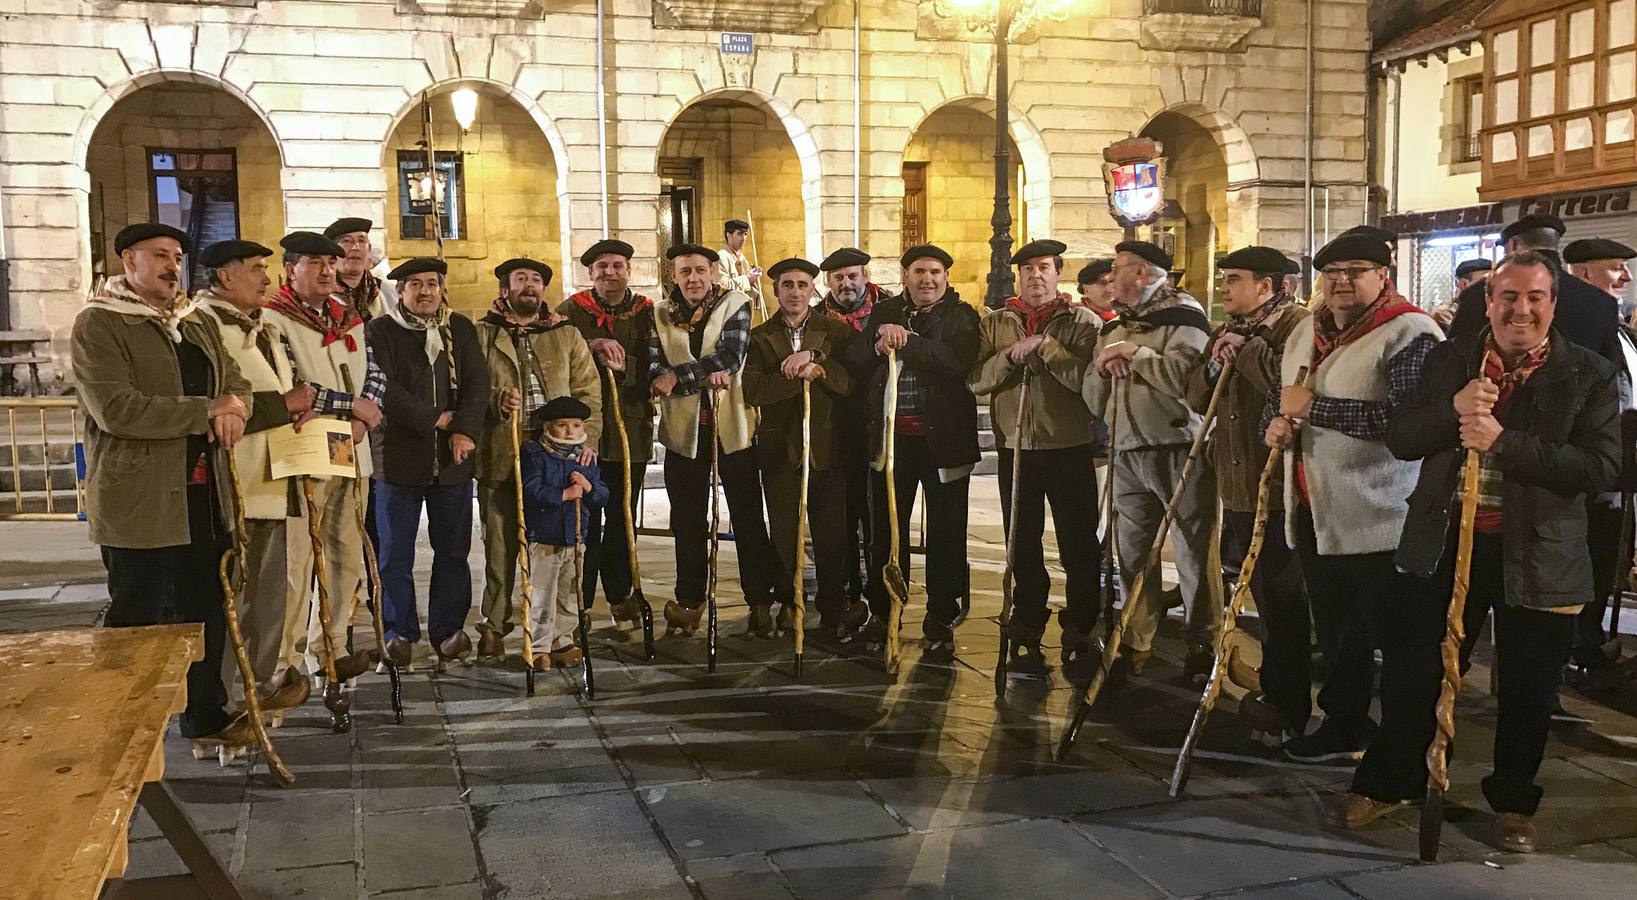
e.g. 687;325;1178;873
1380;204;1504;236
1103;136;1165;227
1513;188;1631;220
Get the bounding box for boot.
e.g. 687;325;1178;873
189;713;257;767
259;669;311;728
1059;615;1099;687
920;615;956;664
822;600;870;643
332;650;372;683
610;594;646;626
1495;813;1537;853
1006;621;1048;679
774;602;795;637
385;635;414;670
1325;792;1408;829
476;629;505;660
1237;692;1293;747
548;645;584;668
665;600;703;636
1183;645;1216;687
743;605;774;638
435;630;473;668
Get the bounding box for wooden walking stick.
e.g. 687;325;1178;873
706;386;724;674
574;497;594;698
792;380;813;678
510;413;538;696
339;363;402;724
1421;441;1484;861
880;350;910;674
215;452;294;784
1171;367;1309;797
1056;367;1232;760
994;370;1033;696
301;476;352;733
604;366;656;660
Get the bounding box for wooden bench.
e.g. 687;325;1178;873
0;625;245;899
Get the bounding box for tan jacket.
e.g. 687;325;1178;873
969;302;1102;451
1082;285;1212;451
473;316;601;484
199;294;297;520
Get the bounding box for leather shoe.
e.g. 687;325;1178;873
476;630;505;660
1495;813;1536;853
665;600;703;636
331;650;371;682
1325;792;1406;829
435;630;473;666
385;636;414;669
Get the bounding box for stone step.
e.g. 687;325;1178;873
0;464;79;493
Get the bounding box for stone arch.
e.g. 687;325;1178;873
72;69;285;172
905;95;1054;213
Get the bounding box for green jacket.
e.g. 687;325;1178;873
72;304;262;549
473;313;602;483
556;295;658;463
743;312;857;472
969;301;1102;451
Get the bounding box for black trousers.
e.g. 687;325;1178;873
1222;508;1312;730
1355;532;1574;814
865;433;969;627
664;426;776;608
1573;497;1623;665
1293;505;1389;743
840;456;872;600
102;541;232;738
763;463;848;616
996;444;1100;636
582;461;647;608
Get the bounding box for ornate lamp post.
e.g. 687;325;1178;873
934;0;1076;308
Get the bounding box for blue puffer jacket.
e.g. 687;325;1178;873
520;441;608;546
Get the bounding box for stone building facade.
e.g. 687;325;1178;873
0;0;1371;368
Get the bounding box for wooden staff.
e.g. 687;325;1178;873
792;380;812;678
1170;366;1309;797
215;452;294;784
881;350;909;674
1056;367;1231;760
574;496;594;698
745;208;769;320
994;369;1033;695
510;412;537;696
706;386;723;674
1421;443;1483;861
604;366;656;660
340;363;402;723
301;477;351;733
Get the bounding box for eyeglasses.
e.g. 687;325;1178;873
1320;266;1382;282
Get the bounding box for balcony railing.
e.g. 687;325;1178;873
1144;0;1263;15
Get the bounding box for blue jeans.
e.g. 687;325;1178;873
375;480;473;645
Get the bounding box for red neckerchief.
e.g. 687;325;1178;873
1095;307;1118;322
1484;334;1551;417
1310;287;1425;370
822;282;880;332
267;284;362;351
569;288;653;332
1003;292;1071;336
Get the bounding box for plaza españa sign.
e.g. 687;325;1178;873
720;33;754;54
1103;136;1166;227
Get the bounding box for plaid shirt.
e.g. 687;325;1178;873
647;304;751;395
281;341;385;417
1260;334;1437;441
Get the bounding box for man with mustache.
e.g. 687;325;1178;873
474;257;601;661
651;243;778;636
263;230;385;683
817;246;880;608
970;239;1102;679
325;217;393;322
1349;252;1619;852
1263;232;1442;766
74;223;259;755
559;239;656;631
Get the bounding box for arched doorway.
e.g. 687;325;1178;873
85;80;283;292
382;83;565;318
1138;111;1229;312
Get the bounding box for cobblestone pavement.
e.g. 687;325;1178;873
6;478;1637;898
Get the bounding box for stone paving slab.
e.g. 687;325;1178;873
476;790;685;899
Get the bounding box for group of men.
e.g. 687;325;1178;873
77;208;1633;855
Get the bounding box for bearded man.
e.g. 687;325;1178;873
473;258;601;660
817;246;881;604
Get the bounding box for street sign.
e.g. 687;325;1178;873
720;33;754;54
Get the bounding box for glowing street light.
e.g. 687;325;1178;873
450;88;479;133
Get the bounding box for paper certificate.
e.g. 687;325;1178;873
265;419;359;480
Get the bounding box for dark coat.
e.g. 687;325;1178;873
520;441;608;546
1449;252;1621;365
743;312;857;472
556;296;657;463
837;291;981;470
1388;327;1620;609
366;312;490;487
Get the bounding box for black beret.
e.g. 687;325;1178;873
322;217;372;240
1010;239;1068;265
114;222;191;255
1218;246;1294;275
1076;258;1112;284
666;243;720;263
1339;225;1397;246
1454;257;1495;277
198;239;272;270
494;257;553;284
820;247;870;271
1312;234;1392;270
579;239;634;267
900;244;954;269
387;257;448;280
724;219;750;233
1501;213;1567;243
767;258;819;281
279;231;344;258
1115;240;1172;271
1283;255;1303;275
1563;238;1637;264
536;396;592;424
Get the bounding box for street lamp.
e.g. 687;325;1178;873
934;0;1076;308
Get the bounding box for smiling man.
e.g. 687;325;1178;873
1352;251;1620;852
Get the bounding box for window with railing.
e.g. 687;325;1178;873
1455;76;1484;163
1142;0;1262;15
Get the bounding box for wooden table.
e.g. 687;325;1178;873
0;329;50;396
0;625;244;899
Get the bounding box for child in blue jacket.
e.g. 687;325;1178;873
521;396;609;669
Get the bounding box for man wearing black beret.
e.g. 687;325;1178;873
1262;230;1443;766
817;246;883;602
472;256;601;660
1075;258;1117;322
1083;239;1218;681
1564;237;1635;304
717;219;763;312
324;217;392;321
970;238;1103;678
744;257;868;640
837;243;981;663
1183;246;1311;731
1435;259;1494;329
